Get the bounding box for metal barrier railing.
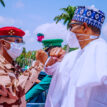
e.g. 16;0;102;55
27;103;45;107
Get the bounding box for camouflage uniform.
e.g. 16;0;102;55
0;54;43;107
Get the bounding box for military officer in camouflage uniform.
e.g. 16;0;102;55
0;26;48;107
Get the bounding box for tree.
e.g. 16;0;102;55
0;0;5;7
16;49;36;68
22;47;26;56
54;5;76;29
54;5;76;52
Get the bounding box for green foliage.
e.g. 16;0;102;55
54;5;76;29
63;45;78;52
16;48;36;67
22;48;26;55
16;46;77;67
0;0;5;7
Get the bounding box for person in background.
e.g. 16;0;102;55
0;26;48;107
26;39;63;103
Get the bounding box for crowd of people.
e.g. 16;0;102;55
0;5;107;107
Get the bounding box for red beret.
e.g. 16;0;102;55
0;26;25;38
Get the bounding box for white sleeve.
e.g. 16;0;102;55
44;62;60;75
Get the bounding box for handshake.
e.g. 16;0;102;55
36;47;65;67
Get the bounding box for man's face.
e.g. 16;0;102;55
69;20;90;40
70;20;85;34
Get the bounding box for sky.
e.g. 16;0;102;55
0;0;107;51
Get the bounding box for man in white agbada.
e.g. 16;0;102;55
37;6;107;107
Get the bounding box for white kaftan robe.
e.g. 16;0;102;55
45;38;107;107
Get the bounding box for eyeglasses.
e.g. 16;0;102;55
15;39;25;44
3;38;25;44
69;22;83;30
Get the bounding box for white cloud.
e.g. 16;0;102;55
0;16;23;27
102;23;107;35
23;23;70;51
15;1;24;8
34;23;70;44
102;23;107;41
0;16;15;25
23;30;43;51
